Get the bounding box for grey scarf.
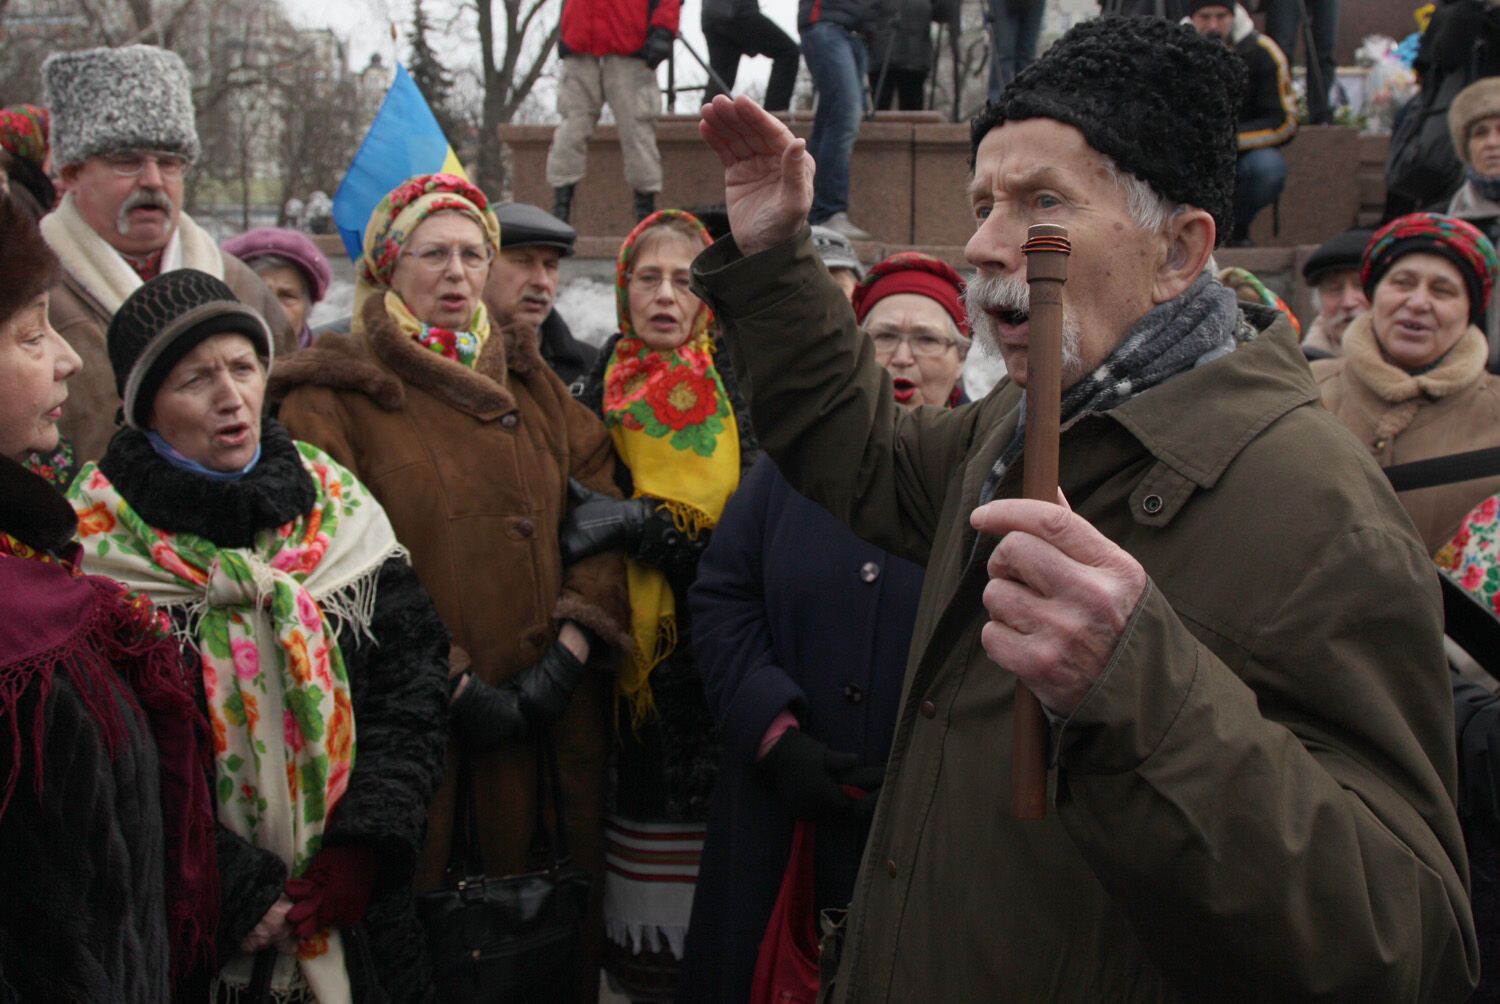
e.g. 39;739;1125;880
978;272;1247;505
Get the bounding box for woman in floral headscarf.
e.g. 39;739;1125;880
0;103;55;219
68;265;450;1002
568;209;758;1002
1312;212;1500;554
273;173;631;1001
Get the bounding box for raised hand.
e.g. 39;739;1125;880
698;94;814;256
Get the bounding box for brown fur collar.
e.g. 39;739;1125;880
268;295;548;417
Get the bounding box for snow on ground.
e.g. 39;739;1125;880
555;277;621;350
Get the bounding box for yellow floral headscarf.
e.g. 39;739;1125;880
603;210;740;726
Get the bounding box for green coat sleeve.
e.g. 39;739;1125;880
693;228;991;566
1055;525;1478;1000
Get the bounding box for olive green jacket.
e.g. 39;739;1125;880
691;229;1478;1002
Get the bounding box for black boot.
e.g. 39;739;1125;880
634;190;655;222
552;184;575;224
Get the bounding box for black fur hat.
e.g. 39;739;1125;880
0;195;59;330
107;269;273;430
971;16;1246;241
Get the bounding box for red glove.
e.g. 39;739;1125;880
284;843;382;939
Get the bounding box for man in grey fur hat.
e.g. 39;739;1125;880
39;45;295;461
691;15;1476;999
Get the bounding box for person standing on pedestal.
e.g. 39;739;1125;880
546;0;680;227
985;0;1045;102
799;0;883;240
1263;0;1338;125
702;0;800;113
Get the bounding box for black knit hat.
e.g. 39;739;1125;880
1183;0;1233;14
107;269;273;429
971;16;1246;241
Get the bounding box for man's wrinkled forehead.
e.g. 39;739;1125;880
968;119;1106;196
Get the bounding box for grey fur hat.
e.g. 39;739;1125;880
43;45;200;168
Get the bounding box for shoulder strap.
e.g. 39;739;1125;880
1384;446;1500;493
446;753;486;878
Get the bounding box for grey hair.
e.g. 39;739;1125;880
1101;158;1186;234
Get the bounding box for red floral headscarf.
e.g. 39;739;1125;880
0;104;49;170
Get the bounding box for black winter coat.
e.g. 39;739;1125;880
95;420;451;1003
579;332;758;820
677;457;922;1003
1233;27;1296;150
869;0;934;74
701;0;761;29
541;309;599;399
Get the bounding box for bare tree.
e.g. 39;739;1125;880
473;0;561;196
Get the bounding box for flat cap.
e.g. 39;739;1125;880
496;202;575;255
1302;228;1375;284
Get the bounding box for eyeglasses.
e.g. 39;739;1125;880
104;151;191;179
628;270;695;296
871;330;959;358
402;244;495;273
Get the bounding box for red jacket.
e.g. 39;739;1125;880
560;0;680;58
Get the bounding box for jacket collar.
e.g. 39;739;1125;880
1104;305;1316;490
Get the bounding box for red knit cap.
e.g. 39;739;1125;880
853;252;968;337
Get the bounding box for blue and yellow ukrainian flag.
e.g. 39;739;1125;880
333;63;467;262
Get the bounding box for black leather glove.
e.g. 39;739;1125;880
560;478;655;565
643;26;674;69
510;641;587;726
757;729;885;822
448;674;526;751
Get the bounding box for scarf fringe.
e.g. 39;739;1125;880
619;614;677;730
316;545;408;646
211;970;318;1003
660;499;714;538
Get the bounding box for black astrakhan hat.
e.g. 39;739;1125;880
971;16;1246;241
107;269;273;429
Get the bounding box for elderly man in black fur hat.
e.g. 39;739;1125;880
688;16;1478;1001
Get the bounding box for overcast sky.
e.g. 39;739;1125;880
287;0;804;109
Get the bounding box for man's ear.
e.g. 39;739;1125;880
1152;208;1216;304
58;162;83;188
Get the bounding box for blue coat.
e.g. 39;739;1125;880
679;456;923;1003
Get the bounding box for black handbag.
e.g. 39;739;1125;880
417;735;594;1002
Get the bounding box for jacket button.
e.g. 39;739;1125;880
860;561;880;583
844;683;864;705
885;859;898;878
920;700;936;719
516;519;535;537
1142;494;1163;515
500;413;519;429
